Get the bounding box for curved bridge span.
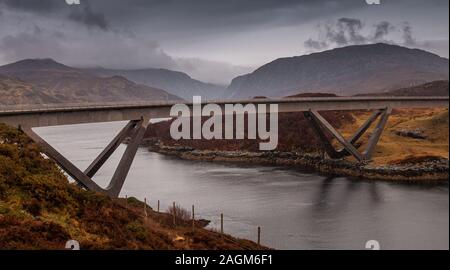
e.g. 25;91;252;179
1;96;448;197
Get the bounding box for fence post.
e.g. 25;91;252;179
172;201;176;226
144;198;148;218
192;205;195;232
220;213;224;236
257;226;261;246
157;200;160;213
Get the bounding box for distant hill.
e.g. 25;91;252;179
0;74;60;105
357;80;449;97
86;67;226;100
226;43;449;98
0;59;181;105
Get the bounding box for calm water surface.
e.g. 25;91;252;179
35;122;449;250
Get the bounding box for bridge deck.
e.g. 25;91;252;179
0;96;448;128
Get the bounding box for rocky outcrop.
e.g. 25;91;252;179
395;129;428;139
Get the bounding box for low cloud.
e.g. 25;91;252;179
174;58;254;85
0;26;65;61
304;18;418;51
0;26;175;69
0;25;250;85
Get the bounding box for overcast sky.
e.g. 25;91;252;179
0;0;448;84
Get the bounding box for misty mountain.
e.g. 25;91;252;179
86;67;226;100
0;59;181;105
226;43;449;98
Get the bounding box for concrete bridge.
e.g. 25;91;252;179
0;96;448;197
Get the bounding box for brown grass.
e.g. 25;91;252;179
0;123;266;250
340;108;449;165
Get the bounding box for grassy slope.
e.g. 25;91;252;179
340;108;449;165
0;124;263;250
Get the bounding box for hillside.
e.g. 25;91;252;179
226;43;449;98
145;111;354;152
0;74;61;105
0;123;264;250
86;67;226;100
0;59;181;105
340;108;449;165
357;80;449;97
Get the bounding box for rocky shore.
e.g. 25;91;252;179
147;141;449;182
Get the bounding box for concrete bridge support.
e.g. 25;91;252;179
303;107;392;162
22;118;149;198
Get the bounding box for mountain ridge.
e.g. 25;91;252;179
86;67;226;100
356;80;449;97
226;43;449;98
0;59;181;105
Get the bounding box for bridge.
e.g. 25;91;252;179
0;96;448;197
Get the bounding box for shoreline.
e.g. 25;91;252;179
146;142;449;183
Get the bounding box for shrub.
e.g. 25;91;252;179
168;203;191;224
126;221;149;242
23;198;42;217
0;176;7;199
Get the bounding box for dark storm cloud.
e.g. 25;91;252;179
88;0;361;33
68;4;109;31
402;23;416;46
0;0;355;37
373;21;394;40
0;0;109;30
329;18;366;45
0;0;448;82
336;18;365;44
1;0;62;13
304;18;418;51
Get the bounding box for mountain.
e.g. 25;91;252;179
226;43;449;98
0;74;61;105
0;59;181;105
359;80;449;97
86;67;226;100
